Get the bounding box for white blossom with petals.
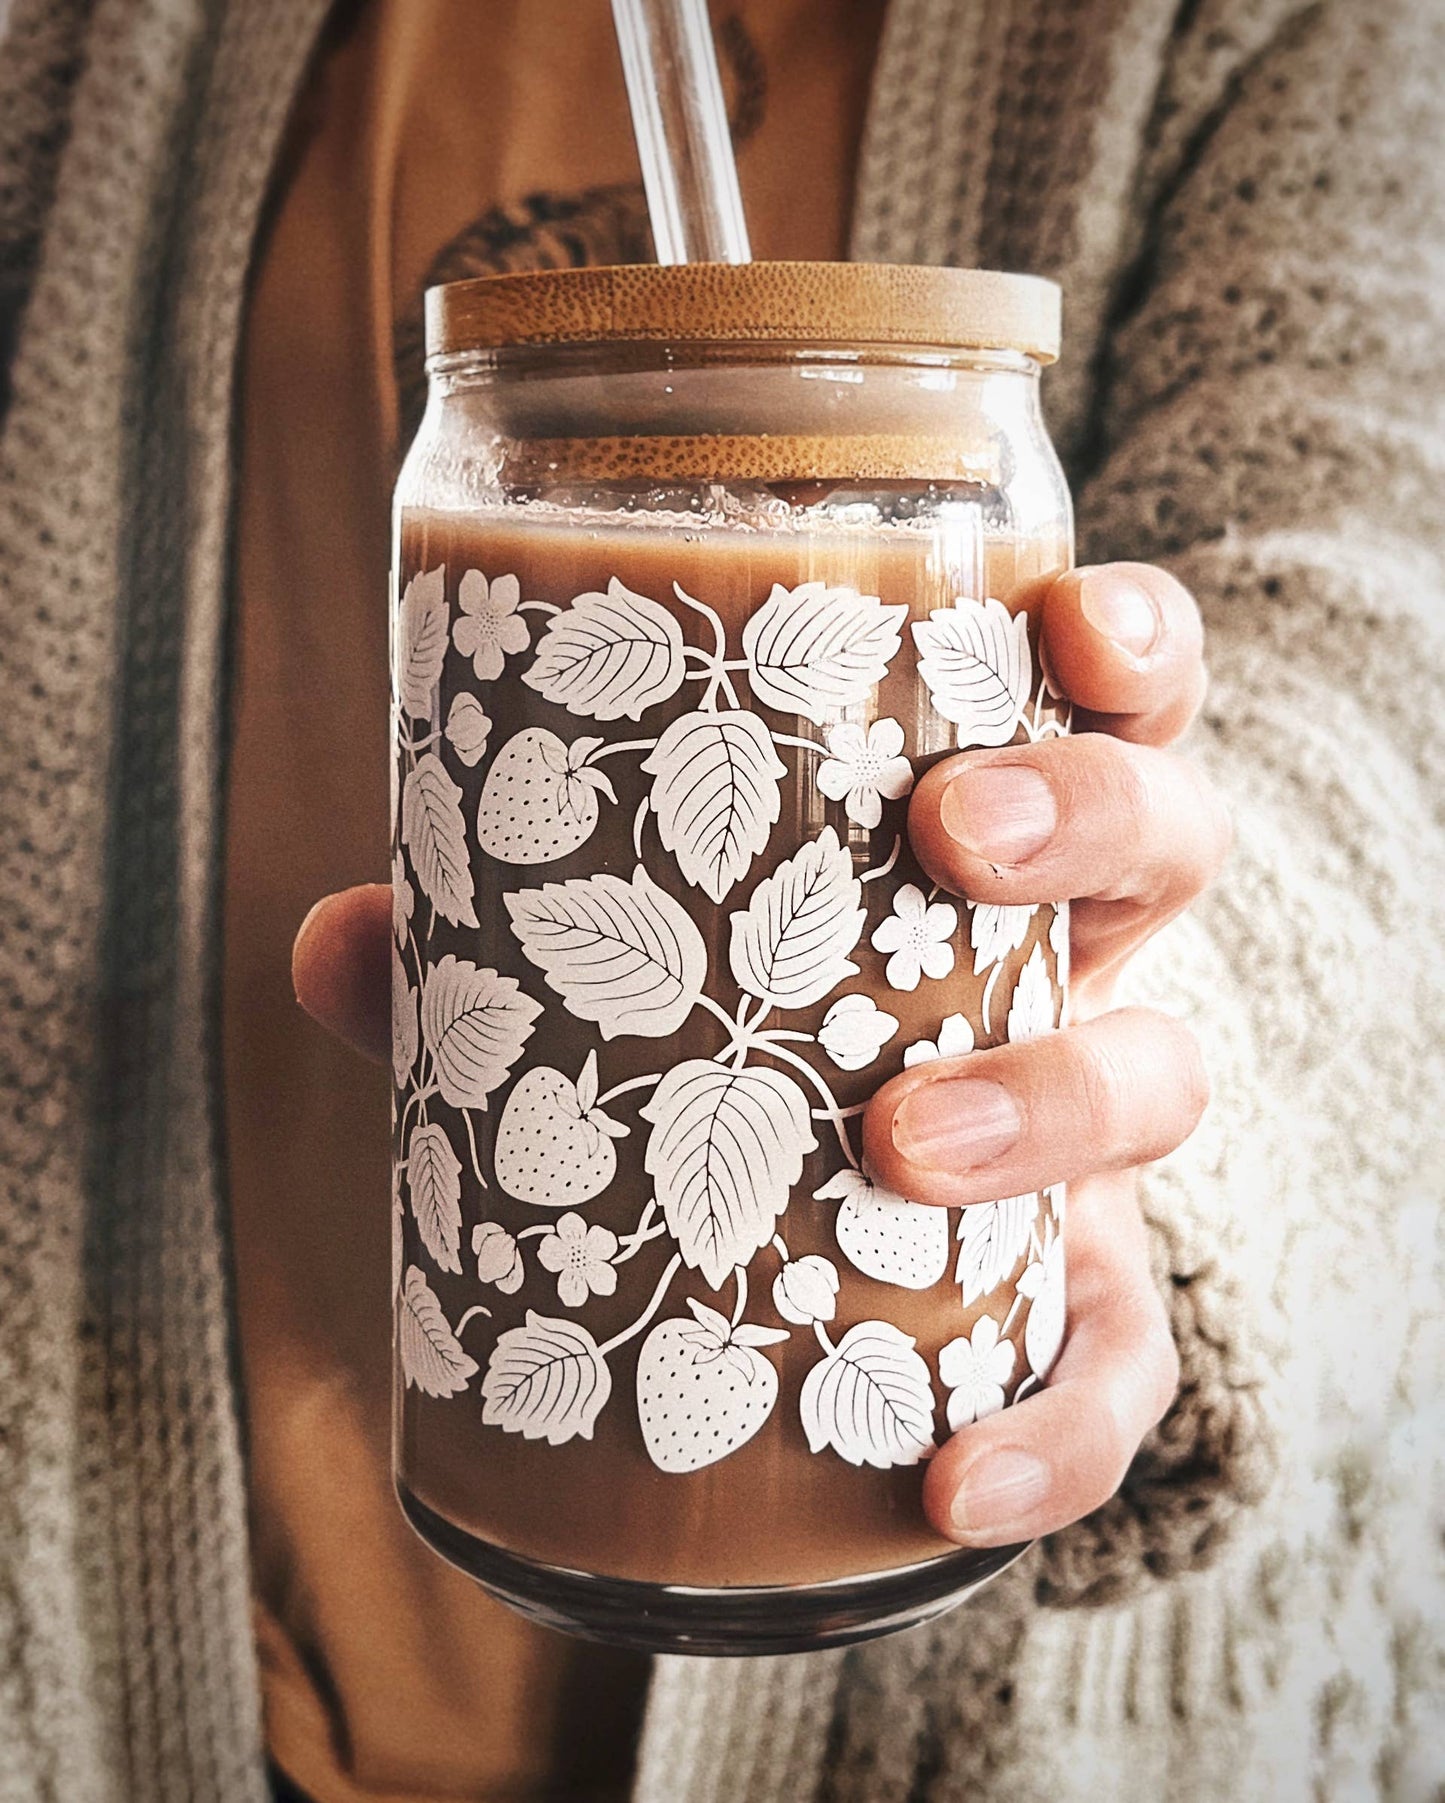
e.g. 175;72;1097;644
472;1221;523;1295
902;1012;976;1067
815;718;914;829
871;884;958;992
818;994;900;1070
536;1211;619;1309
452;570;530;682
939;1314;1015;1428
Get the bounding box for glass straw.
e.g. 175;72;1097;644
611;0;752;265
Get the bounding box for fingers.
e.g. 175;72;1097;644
922;1171;1180;1546
908;732;1233;916
862;1007;1209;1209
292;884;391;1064
1039;562;1207;745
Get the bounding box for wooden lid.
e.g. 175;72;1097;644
426;262;1061;364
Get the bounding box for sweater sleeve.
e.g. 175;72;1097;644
1031;0;1445;1608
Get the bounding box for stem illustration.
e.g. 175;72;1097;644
860;835;902;884
598;1253;684;1356
586;737;659;763
672;582;739;710
730;1265;748;1328
981;959;1006;1035
596;1072;663;1108
751;1035;860;1168
461;1108;488;1191
614;1199;663;1264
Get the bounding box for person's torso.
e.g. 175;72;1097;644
223;4;883;1796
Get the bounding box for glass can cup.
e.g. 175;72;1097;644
390;263;1073;1654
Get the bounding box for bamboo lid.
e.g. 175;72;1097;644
426;262;1061;364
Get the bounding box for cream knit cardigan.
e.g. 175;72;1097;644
1;2;1441;1799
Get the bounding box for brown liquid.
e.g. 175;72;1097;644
395;502;1067;1588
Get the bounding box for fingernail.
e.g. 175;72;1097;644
940;764;1056;865
950;1450;1050;1540
1079;568;1162;660
892;1078;1021;1166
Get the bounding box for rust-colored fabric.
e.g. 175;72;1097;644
222;3;880;1797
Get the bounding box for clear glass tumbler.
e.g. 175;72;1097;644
390;263;1072;1653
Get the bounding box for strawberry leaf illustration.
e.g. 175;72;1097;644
800;1321;936;1469
643;1060;817;1289
642;709;786;903
524;578;687;720
398;1266;477;1398
481;1312;612;1444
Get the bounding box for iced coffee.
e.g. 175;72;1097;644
390;264;1071;1651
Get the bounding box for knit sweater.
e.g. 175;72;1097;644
1;2;1442;1800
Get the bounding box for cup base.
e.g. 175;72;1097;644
397;1481;1031;1656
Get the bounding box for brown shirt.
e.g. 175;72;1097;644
223;2;881;1797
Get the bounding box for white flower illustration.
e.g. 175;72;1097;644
816;718;914;829
392;849;414;947
939;1314;1015;1429
472;1220;523;1295
537;1211;619;1308
902;1012;976;1067
772;1254;840;1326
452;570;530;682
970;901;1036;974
818;994;900;1070
1006;941;1056;1042
871;883;958;991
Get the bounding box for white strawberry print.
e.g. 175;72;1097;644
817;1169;950;1289
493;1049;628;1207
477;728;617;865
636;1299;789;1474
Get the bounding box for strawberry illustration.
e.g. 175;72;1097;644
817;1169;949;1289
636;1299;789;1473
493;1050;627;1207
476;728;617;865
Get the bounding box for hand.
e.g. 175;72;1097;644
862;563;1228;1548
294;563;1228;1553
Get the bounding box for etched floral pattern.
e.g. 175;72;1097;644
871;884;959;992
453;570;530;681
939;1314;1015;1428
537;1212;620;1308
392;562;1068;1474
816;718;914;828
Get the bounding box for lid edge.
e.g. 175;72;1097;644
425;262;1061;363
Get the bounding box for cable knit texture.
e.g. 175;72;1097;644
0;1;1440;1799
